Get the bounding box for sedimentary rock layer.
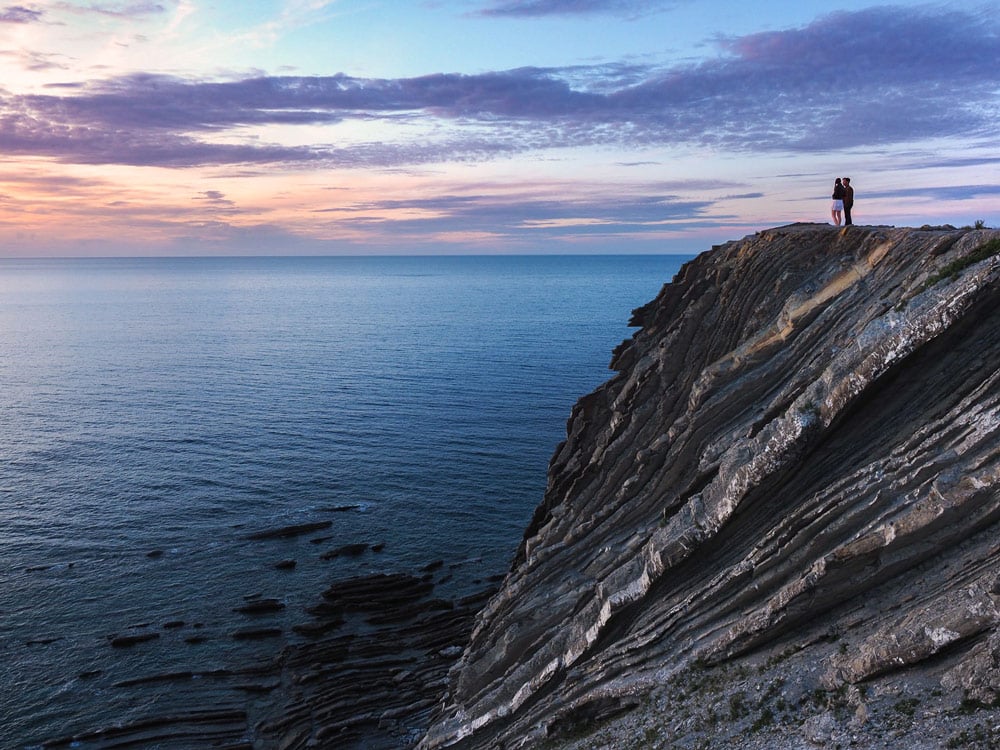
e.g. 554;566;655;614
421;224;1000;749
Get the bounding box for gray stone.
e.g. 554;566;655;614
421;225;1000;749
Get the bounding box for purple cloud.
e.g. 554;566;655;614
317;190;716;239
477;0;671;17
57;2;166;19
0;5;43;23
194;190;237;210
858;185;1000;201
1;6;996;168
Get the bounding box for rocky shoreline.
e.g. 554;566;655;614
38;528;501;749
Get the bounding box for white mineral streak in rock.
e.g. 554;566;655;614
925;626;962;648
880;523;897;544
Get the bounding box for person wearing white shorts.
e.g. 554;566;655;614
831;178;846;225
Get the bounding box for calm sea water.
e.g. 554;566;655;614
0;254;687;748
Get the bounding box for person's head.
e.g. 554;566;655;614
843;177;851;185
835;177;842;185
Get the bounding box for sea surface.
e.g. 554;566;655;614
0;254;688;748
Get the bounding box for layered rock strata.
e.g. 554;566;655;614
42;570;494;750
421;224;1000;748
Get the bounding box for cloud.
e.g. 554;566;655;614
196;190;237;208
0;5;43;23
316;187;716;240
1;6;996;168
859;184;1000;201
896;153;1000;171
0;49;70;72
52;2;167;19
476;0;673;18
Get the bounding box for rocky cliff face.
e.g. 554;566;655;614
421;224;1000;749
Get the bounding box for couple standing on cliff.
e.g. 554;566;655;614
831;177;854;226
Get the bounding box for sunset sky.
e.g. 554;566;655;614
1;0;997;256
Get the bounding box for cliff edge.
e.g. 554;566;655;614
421;224;1000;749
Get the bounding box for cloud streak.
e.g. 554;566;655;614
1;5;996;168
0;5;43;23
53;2;168;19
475;0;674;17
305;184;725;246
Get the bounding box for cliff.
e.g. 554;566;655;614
421;224;1000;749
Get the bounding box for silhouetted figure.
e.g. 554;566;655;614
831;178;845;226
843;177;854;225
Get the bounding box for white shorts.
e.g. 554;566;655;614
832;199;844;211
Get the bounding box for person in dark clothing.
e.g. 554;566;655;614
843;177;854;225
831;178;845;226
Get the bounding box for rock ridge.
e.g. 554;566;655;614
420;223;1000;749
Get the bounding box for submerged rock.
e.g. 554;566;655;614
245;521;332;541
231;627;283;641
109;632;160;648
233;598;286;615
319;542;368;560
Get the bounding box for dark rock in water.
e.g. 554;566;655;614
304;600;344;618
319;543;368;560
319;504;362;513
422;560;444;572
371;542;386;552
291;618;345;637
114;671;195;688
233;598;285;615
245;520;332;541
146;550;165;559
231;627;283;641
26;636;63;646
41;709;251;749
234;681;280;694
25;564;51;572
184;635;209;645
308;536;331;544
109;632;160;648
252;576;498;750
320;572;434;610
275;559;297;570
162;620;185;629
366;597;455;625
78;670;102;679
38;557;500;750
421;225;1000;750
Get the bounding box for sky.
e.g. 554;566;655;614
0;0;997;256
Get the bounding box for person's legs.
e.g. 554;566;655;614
832;209;842;225
844;205;852;225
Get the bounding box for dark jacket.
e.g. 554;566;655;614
832;183;846;200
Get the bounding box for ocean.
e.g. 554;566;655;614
0;254;688;748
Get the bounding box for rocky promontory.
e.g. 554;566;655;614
421;224;1000;749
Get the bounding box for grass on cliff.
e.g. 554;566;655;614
918;237;1000;293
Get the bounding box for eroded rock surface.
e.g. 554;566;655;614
421;224;1000;749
